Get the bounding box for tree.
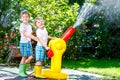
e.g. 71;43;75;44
69;0;85;5
0;0;21;30
0;0;21;62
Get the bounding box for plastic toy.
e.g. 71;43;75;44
43;26;75;79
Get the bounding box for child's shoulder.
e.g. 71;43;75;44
20;23;24;27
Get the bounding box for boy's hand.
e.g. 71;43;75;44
45;46;49;50
52;37;57;40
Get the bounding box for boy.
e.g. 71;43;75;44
34;17;54;78
19;10;39;77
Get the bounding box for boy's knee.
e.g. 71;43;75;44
29;56;33;60
22;57;27;60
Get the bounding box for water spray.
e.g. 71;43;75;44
74;0;97;28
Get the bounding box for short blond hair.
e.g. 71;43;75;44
20;10;30;18
34;17;44;26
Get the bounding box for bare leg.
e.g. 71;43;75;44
20;57;27;64
25;56;33;63
35;61;42;66
19;57;28;77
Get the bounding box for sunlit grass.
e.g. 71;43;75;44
62;58;120;79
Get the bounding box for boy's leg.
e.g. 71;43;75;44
19;63;28;77
19;57;28;77
20;56;27;64
25;56;33;63
24;56;33;75
33;46;46;78
34;61;45;78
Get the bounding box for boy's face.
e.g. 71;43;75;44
36;20;45;28
20;14;29;24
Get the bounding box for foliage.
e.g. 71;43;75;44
69;0;85;5
0;0;21;62
78;11;120;59
0;0;21;29
0;29;20;63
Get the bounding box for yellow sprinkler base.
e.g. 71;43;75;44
43;69;68;79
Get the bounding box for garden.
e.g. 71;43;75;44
0;0;120;79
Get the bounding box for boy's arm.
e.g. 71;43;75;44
48;36;55;40
21;30;38;41
21;30;49;50
37;37;49;50
21;30;48;50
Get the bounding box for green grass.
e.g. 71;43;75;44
62;58;120;79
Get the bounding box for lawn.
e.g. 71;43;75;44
62;58;120;79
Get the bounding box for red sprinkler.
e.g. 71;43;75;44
47;26;75;58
